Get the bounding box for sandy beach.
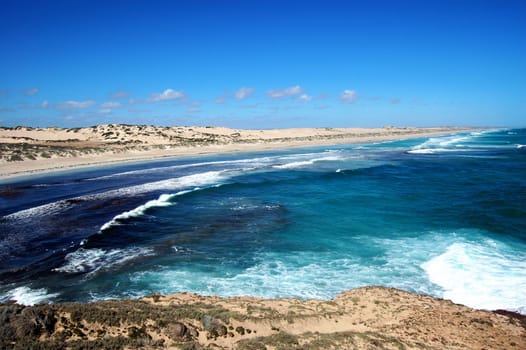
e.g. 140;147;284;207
0;125;471;180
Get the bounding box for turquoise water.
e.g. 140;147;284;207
1;129;525;313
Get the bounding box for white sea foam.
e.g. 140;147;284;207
100;192;179;231
124;229;526;315
88;159;247;180
88;154;321;181
421;241;526;313
1;286;59;305
98;177;230;232
407;148;453;154
131;258;358;300
53;246;155;276
3;200;76;221
3;170;232;224
131;252;434;301
470;130;498;136
410;133;475;154
128;233;446;300
229;201;280;211
113;170;230;195
273;156;344;169
2;151;346;222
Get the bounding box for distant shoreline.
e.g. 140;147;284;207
0;125;478;180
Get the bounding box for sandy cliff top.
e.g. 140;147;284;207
1;286;524;349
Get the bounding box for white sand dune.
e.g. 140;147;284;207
0;124;473;179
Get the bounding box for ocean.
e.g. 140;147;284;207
1;129;525;314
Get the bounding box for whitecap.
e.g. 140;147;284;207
100;192;179;231
273;155;344;169
410;133;476;153
2;200;76;221
53;246;155;276
2;150;351;223
1;286;59;305
109;170;231;196
407;148;445;154
124;229;526;314
421;241;526;313
3;170;233;223
128;234;444;301
87;154;320;181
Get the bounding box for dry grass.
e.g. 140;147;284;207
1;287;524;350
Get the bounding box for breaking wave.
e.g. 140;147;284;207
421;240;526;313
1;286;59;306
100;192;185;231
53;246;155;277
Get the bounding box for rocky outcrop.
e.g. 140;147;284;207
0;287;524;350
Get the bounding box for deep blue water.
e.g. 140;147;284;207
1;129;525;313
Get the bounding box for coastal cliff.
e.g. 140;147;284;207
1;286;524;350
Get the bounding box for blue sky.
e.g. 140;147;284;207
1;0;524;128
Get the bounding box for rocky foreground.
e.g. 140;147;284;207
1;287;524;350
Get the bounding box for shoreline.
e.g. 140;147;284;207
0;125;479;181
1;126;523;349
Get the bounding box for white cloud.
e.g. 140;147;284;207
41;100;49;109
98;108;112;115
267;85;303;99
235;87;255;100
57;100;96;109
214;97;225;104
24;88;39;96
340;89;358;103
147;88;185;102
390;98;401;104
241;103;261;109
101;101;122;108
128;107;151;113
297;94;312;102
110;90;128;99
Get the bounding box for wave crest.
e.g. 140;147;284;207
53;246;155;276
421;241;526;313
1;286;59;305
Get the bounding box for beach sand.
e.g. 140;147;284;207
0;124;471;179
